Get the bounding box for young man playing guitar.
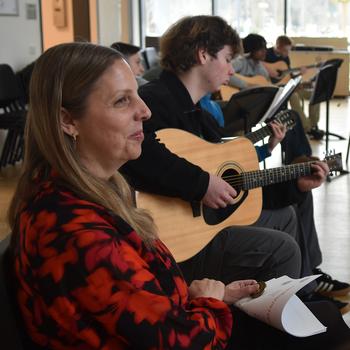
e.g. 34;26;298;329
264;35;324;140
121;16;349;316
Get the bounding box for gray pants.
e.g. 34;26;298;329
179;222;301;285
254;207;298;240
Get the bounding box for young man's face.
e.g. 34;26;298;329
202;45;235;93
276;44;291;58
128;52;145;77
251;47;267;61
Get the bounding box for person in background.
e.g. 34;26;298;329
122;16;304;290
264;35;324;140
228;33;313;161
227;33;350;307
111;41;148;86
200;93;350;312
123;18;349;314
229;33;270;90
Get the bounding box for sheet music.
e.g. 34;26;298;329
259;76;302;123
234;275;327;337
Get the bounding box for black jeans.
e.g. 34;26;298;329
227;301;350;350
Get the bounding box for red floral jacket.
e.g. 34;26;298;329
13;176;232;349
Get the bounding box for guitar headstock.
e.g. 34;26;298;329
273;110;296;131
324;153;343;172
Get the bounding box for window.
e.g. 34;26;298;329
138;0;350;47
287;0;350;38
215;0;284;45
141;0;212;37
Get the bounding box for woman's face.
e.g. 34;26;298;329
72;59;151;179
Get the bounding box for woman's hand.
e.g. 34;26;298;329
267;120;287;153
202;174;237;209
189;279;225;301
223;280;259;304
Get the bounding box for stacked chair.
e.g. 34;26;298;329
0;64;27;169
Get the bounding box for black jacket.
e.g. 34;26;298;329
121;70;306;207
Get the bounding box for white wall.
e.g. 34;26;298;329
97;0;121;46
0;0;42;71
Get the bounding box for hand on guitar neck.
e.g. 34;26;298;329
290;155;330;191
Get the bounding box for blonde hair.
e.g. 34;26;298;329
8;42;157;246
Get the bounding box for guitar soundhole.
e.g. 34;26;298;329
202;168;248;225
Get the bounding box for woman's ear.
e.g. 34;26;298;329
60;108;78;138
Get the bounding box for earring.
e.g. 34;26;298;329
72;133;77;142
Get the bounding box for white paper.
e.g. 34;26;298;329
259;76;302;123
234;275;327;337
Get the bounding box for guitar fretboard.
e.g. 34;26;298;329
245;126;272;144
237;162;313;190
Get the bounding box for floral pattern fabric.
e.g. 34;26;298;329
13;176;232;349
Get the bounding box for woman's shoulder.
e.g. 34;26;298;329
21;178;134;241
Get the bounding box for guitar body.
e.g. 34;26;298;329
262;61;292;85
262;61;320;85
136;129;262;262
220;85;239;101
235;73;271;87
262;61;289;74
220;74;271;101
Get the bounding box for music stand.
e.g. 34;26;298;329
309;59;345;153
222;76;302;135
222;86;278;135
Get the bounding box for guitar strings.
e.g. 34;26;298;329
221;156;339;186
221;163;313;187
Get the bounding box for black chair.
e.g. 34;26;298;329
309;59;345;153
0;236;24;350
140;47;159;70
16;61;35;104
0;64;26;168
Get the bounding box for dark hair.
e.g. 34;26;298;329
111;42;141;58
276;35;293;47
242;34;267;54
160;15;241;73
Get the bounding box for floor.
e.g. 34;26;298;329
1;98;350;326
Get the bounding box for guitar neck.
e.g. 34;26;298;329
245;125;272;144
237;162;313;190
284;64;318;74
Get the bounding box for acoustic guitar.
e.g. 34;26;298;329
136;129;342;262
220;73;272;101
221;109;296;143
262;61;322;84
